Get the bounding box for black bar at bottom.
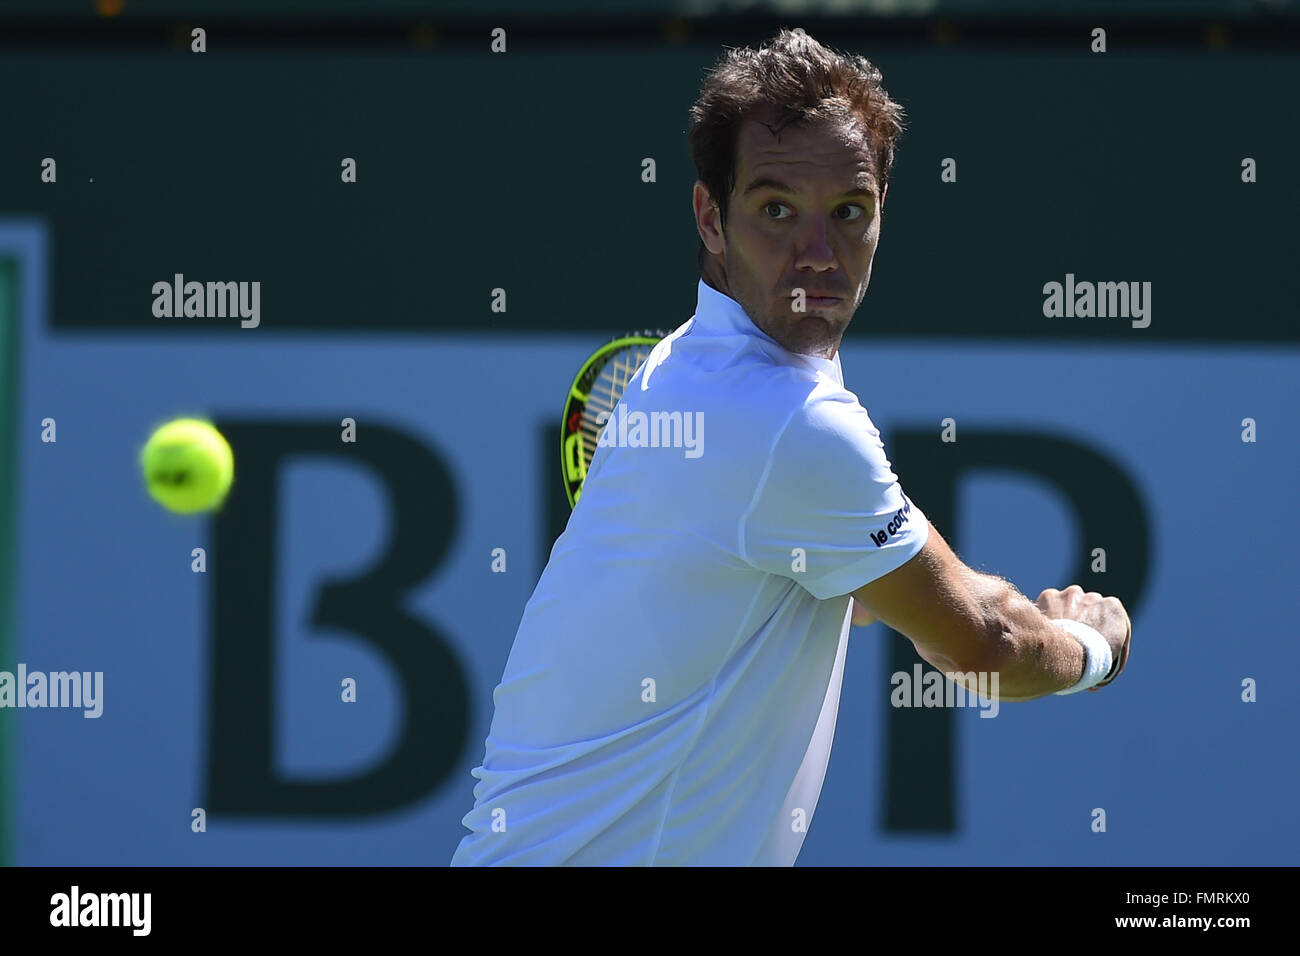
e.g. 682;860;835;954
0;865;1286;941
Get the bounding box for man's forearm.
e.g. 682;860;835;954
971;575;1088;701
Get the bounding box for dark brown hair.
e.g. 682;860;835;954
688;29;906;273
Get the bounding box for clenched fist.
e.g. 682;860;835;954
1035;585;1132;690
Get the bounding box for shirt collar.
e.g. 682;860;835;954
692;278;844;385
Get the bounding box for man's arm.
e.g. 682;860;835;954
851;521;1131;701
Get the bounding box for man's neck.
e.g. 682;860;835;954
701;261;843;361
702;258;730;299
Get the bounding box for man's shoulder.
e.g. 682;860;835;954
703;343;852;409
774;377;874;438
644;330;874;449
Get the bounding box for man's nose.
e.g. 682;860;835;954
795;218;836;269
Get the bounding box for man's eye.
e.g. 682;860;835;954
763;202;790;220
838;205;865;222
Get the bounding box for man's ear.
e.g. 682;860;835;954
694;181;726;255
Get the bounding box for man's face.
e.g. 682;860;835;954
694;114;885;359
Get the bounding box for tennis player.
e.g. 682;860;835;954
451;28;1132;866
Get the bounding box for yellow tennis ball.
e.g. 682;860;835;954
140;418;234;514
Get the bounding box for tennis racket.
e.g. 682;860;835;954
560;330;669;507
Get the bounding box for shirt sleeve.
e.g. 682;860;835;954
739;386;930;600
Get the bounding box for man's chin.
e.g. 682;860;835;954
775;324;839;359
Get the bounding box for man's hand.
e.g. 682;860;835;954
1034;585;1132;690
850;598;876;627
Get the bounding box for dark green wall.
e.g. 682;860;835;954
1;1;1294;18
1;42;1295;342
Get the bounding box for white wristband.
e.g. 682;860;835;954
1051;618;1113;695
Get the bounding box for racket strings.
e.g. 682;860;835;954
579;345;654;466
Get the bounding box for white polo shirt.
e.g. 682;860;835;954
451;279;929;866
